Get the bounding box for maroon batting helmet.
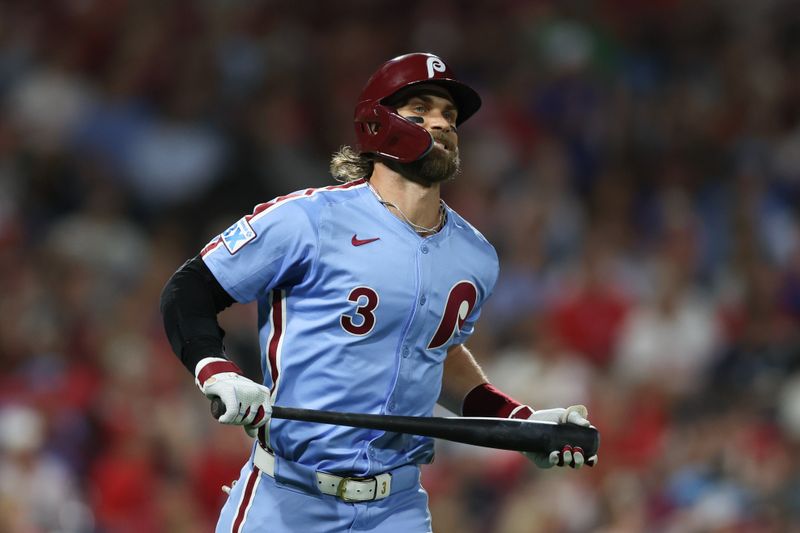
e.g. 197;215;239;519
354;53;482;163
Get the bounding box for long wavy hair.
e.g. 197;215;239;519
330;145;374;182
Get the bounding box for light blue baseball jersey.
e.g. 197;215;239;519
201;178;499;476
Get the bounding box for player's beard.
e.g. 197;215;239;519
387;135;461;186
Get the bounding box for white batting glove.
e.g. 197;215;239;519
511;404;598;469
196;357;272;438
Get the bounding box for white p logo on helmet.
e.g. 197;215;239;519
426;56;446;78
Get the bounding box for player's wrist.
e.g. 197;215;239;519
461;382;533;418
195;356;243;387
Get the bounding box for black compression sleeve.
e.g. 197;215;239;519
160;255;236;374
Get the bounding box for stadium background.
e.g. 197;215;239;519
1;0;800;531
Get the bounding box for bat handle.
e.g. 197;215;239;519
210;396;225;419
210;397;276;420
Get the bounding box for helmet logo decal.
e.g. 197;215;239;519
426;56;446;78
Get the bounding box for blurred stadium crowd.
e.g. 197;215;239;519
1;0;800;531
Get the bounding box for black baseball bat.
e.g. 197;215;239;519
210;397;599;457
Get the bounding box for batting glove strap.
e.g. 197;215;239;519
508;405;535;419
195;356;243;387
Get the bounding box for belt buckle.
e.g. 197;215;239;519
336;476;376;503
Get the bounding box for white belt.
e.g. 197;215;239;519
253;445;393;502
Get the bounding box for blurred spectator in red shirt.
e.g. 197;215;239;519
548;234;631;367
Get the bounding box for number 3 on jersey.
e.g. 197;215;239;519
340;286;379;336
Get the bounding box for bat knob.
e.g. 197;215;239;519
210;397;226;420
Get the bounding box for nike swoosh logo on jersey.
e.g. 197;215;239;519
351;235;380;246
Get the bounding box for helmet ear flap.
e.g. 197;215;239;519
353;53;480;162
354;103;433;163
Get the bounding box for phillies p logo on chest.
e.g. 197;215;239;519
427;281;478;349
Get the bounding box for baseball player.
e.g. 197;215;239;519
161;52;597;533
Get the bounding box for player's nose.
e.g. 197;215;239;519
427;112;455;132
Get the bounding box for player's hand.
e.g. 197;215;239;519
511;404;598;469
196;357;272;438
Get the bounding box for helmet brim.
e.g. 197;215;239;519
380;79;482;126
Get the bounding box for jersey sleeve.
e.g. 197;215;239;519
200;199;317;303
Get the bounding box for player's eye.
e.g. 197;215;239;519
413;105;427;114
